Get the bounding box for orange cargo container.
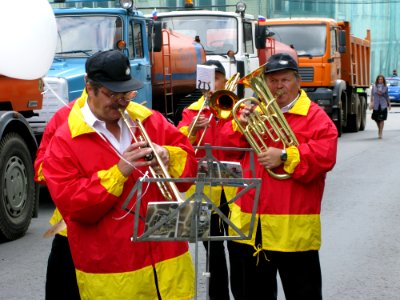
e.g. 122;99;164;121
0;76;43;112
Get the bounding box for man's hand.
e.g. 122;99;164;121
238;100;258;125
257;147;283;169
149;143;170;170
117;141;154;177
189;114;210;136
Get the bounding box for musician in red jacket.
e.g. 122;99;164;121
229;53;338;299
42;50;197;299
178;60;245;300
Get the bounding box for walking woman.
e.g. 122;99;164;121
370;74;391;139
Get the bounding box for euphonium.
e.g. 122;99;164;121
232;65;299;180
119;108;184;202
188;73;240;152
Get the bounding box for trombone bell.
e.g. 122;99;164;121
209;90;238;120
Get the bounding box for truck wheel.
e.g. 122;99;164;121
359;95;367;131
346;94;361;132
0;133;35;241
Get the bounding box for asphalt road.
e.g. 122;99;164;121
1;106;400;299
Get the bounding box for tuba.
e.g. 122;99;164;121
232;65;298;180
188;73;240;152
119;109;184;202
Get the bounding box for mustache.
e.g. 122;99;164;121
275;89;285;97
111;103;125;110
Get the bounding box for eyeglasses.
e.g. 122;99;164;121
100;88;137;104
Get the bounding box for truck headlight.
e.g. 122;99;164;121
235;2;247;14
120;0;133;9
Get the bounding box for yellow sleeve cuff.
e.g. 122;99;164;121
283;146;300;174
37;163;46;182
49;208;68;236
97;165;129;197
231;119;242;133
164;145;187;178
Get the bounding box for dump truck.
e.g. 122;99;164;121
32;0;205;126
264;18;371;135
0;76;43;240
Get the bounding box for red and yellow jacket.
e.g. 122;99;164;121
177;96;245;206
34;98;76;237
42;95;197;300
229;90;338;252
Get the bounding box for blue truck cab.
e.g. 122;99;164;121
31;0;161;127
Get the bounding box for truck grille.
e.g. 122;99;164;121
299;67;314;82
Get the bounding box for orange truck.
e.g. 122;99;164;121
264;18;371;135
0;76;43;240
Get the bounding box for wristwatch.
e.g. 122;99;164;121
280;149;288;162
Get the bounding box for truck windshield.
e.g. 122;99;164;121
55;15;123;57
267;25;326;57
159;16;238;55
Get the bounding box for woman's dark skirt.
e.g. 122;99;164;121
371;107;388;121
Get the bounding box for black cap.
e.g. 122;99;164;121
85;50;144;92
204;60;226;76
264;53;298;74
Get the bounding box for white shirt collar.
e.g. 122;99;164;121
80;98;130;154
281;93;300;113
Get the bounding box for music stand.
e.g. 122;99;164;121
122;145;261;299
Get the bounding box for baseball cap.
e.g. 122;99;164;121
264;53;298;74
204;60;226;76
85;50;144;92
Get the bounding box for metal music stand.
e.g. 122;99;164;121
122;145;261;300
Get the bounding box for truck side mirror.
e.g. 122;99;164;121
255;24;267;50
338;30;346;54
148;21;162;53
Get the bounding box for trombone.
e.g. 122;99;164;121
188;72;240;153
232;66;298;180
119;108;184;202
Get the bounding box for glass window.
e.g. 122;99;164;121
128;21;144;59
267;24;326;57
304;0;315;11
159;15;238;55
243;22;254;54
274;0;282;11
133;22;144;58
330;27;337;56
55;15;123;57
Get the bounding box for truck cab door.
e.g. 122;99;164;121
127;18;152;108
329;27;341;83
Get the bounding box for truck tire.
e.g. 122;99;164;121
333;106;343;137
0;133;35;241
359;95;367;131
346;93;361;132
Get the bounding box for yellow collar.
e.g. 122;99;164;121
187;96;205;111
287;90;311;116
